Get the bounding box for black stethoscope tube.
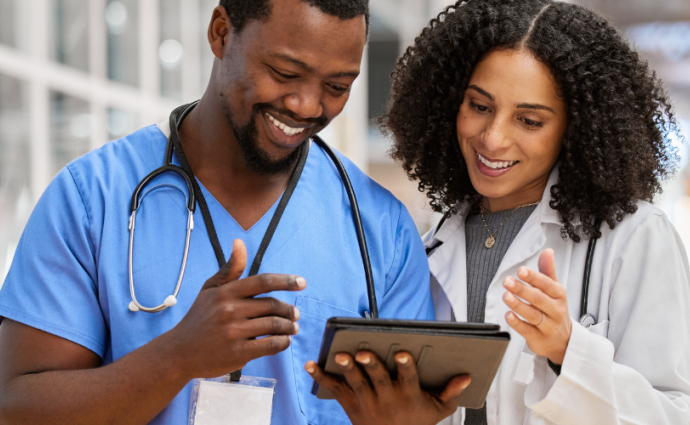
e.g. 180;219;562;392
312;135;378;319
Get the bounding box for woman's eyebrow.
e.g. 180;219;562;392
469;84;556;114
516;103;556;114
467;85;493;100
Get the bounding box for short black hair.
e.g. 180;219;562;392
219;0;369;34
382;0;680;242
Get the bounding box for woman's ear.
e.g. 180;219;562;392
208;5;233;60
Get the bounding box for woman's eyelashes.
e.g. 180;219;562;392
469;100;545;128
470;101;490;113
520;117;544;128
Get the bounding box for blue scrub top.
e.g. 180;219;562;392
0;124;433;425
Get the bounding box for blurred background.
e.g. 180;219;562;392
1;0;689;287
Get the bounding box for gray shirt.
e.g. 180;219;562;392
464;204;537;425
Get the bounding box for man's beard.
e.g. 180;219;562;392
220;98;304;176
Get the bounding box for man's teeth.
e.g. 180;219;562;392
477;152;517;169
265;113;306;137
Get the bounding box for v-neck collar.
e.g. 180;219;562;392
155;120;286;235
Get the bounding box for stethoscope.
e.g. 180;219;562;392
427;214;603;327
128;101;378;318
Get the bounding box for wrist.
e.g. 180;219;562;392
151;329;196;383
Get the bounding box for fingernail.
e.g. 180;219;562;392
306;363;315;374
504;292;514;302
296;277;306;289
357;355;371;365
397;355;409;365
504;278;515;289
336;357;350;367
518;267;528;278
461;379;471;390
293;307;300;320
293;323;300;333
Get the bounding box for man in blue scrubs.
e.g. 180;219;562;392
0;1;439;424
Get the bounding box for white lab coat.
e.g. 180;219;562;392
426;168;690;425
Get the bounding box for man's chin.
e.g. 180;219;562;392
239;137;304;176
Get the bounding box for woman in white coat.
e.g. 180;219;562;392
381;0;690;424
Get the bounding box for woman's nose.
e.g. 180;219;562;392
481;116;511;152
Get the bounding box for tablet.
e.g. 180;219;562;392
311;318;511;409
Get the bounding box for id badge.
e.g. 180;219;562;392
189;375;277;425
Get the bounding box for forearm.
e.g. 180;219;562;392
0;333;190;425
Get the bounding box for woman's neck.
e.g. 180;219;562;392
480;176;548;213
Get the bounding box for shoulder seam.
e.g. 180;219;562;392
66;166;97;261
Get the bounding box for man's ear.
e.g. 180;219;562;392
208;5;233;60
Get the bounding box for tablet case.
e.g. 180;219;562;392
311;318;510;409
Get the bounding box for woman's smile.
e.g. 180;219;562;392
475;151;519;177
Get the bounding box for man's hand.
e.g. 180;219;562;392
167;239;306;379
305;351;470;425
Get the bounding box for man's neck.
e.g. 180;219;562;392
177;95;297;231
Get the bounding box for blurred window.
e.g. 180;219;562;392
199;0;217;92
0;73;31;288
107;107;139;141
0;0;16;48
49;0;90;72
368;39;399;121
160;0;182;99
49;91;91;176
367;14;399;123
107;0;140;86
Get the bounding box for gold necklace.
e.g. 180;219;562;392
480;201;540;249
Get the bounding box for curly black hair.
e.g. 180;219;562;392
382;0;680;241
219;0;369;34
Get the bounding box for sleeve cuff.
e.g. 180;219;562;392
526;318;616;417
547;359;562;376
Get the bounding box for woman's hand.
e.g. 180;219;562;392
305;351;471;425
503;248;572;365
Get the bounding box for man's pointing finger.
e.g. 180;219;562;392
201;239;248;290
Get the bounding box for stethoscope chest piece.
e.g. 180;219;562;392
579;313;596;328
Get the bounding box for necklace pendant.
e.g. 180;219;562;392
485;236;496;249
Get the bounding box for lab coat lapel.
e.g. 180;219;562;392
427;205;470;322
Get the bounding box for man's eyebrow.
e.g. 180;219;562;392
270;53;312;71
268;53;360;78
467;85;493;100
516;103;556;114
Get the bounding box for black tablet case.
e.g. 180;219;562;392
311;318;510;409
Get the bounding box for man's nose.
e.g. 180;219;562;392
284;86;324;120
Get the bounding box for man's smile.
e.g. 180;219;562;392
264;112;312;137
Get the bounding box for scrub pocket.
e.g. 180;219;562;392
291;297;361;425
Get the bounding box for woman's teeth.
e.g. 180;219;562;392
265;113;306;137
477;152;517;169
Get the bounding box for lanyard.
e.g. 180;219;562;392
168;103;309;380
168;103;309;273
